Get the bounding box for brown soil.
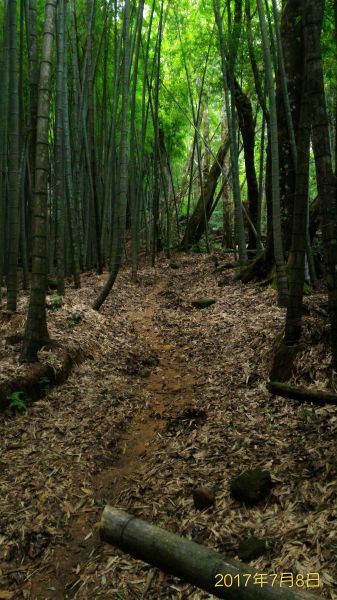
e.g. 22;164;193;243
0;254;336;600
21;278;198;600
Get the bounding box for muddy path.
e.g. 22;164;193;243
15;272;203;599
95;280;199;496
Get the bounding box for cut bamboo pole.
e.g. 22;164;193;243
100;507;323;600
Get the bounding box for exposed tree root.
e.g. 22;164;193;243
268;380;337;406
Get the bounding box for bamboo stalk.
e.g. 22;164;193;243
100;507;323;600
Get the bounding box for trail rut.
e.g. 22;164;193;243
27;276;200;599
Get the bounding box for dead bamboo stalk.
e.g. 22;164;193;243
100;506;323;600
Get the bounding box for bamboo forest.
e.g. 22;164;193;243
1;0;337;597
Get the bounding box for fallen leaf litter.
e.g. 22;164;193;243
0;253;336;599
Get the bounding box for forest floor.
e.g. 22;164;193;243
1;252;337;600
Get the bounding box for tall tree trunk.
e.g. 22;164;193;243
257;114;266;247
62;0;81;288
257;0;288;307
7;0;20;311
21;0;57;362
334;0;337;198
28;0;38;178
284;59;311;344
304;0;337;369
242;0;274;276
151;0;164;266
221;105;233;248
275;0;304;253
202;94;210;181
214;0;247;265
55;0;65;295
93;0;131;311
86;0;102;274
233;79;259;251
0;2;9;293
130;0;144;282
180;141;229;248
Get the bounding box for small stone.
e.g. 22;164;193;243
192;297;216;309
193;486;215;510
230;469;272;505
237;536;267;561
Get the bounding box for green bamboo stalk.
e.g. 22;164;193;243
7;0;20;311
257;0;288;307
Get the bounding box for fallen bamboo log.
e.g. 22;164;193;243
267;381;337;406
100;506;323;600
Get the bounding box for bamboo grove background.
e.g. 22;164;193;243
1;0;337;364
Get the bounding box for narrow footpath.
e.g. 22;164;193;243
1;254;336;599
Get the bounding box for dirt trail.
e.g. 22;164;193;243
2;255;336;600
27;275;200;599
95;279;197;495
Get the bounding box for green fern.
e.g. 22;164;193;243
8;391;27;412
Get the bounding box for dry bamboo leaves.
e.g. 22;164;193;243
0;254;336;599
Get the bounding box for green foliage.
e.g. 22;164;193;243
8;391;28;412
211;240;223;250
45;353;58;366
190;243;208;254
1;0;335;316
301;407;317;420
47;295;63;310
303;281;314;295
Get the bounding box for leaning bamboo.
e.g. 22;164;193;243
100;507;323;600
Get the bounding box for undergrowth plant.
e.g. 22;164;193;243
8;391;28;412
